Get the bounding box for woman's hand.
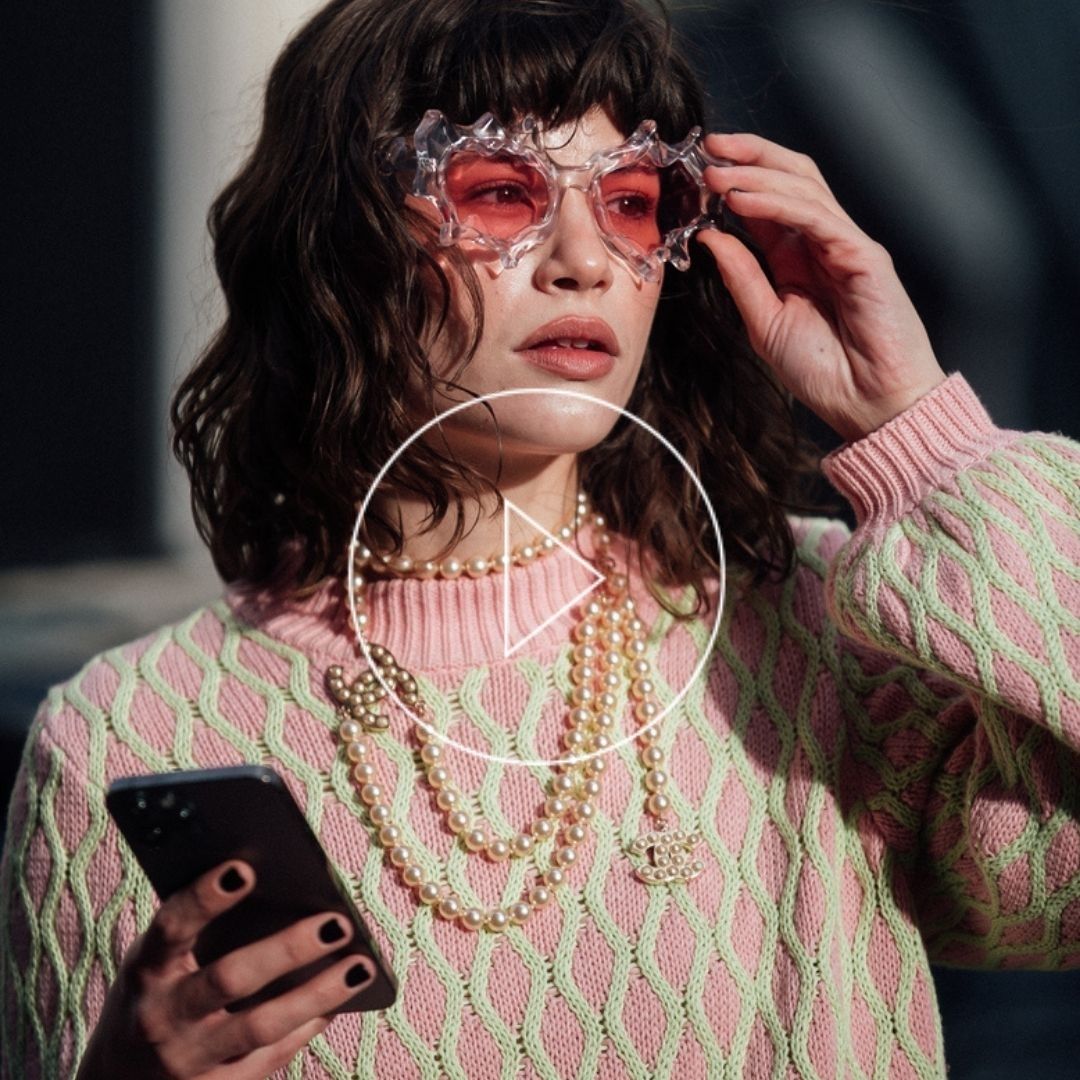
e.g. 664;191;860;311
76;861;374;1080
697;132;948;443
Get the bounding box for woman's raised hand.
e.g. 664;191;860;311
76;861;373;1080
697;133;948;443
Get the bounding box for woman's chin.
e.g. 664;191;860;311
436;399;623;460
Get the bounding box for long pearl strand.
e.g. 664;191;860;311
326;517;705;934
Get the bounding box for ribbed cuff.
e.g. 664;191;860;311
819;372;1005;528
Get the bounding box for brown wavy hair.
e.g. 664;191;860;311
171;0;831;613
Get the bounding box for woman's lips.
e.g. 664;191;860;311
516;344;615;380
515;316;620;380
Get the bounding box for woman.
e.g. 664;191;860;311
3;0;1078;1077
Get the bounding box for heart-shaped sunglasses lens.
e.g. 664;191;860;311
444;153;552;238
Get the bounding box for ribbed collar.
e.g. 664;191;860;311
224;546;607;672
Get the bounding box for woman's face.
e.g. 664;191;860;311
414;107;663;474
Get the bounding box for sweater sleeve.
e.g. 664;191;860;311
819;371;1080;967
0;679;148;1079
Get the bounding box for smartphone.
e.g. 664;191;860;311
106;764;397;1013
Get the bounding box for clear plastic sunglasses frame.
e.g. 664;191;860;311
387;109;730;283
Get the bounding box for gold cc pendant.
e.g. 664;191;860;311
628;820;706;884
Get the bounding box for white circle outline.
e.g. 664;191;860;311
347;387;725;769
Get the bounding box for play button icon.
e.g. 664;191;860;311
500;497;605;659
349;386;725;769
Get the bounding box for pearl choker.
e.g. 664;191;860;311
352;492;591;583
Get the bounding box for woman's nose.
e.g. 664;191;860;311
532;187;613;293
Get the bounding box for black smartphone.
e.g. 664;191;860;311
106;764;397;1013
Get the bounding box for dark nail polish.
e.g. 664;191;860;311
319;918;346;944
345;961;372;988
219;867;245;892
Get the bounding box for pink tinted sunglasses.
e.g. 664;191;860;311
387;110;731;283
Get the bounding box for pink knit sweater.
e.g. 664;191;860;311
3;371;1079;1078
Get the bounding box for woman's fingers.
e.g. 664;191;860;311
705;163;856;227
87;862;371;1078
203;1016;331;1080
695;229;782;348
133;860;255;971
699;131;946;439
704;132;832;189
199;953;375;1066
148;926;372;1076
173;911;355;1019
720;188;879;275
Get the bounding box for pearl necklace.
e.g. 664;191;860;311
326;516;706;934
352;492;591;590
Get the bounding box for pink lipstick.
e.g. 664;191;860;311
515;316;620;381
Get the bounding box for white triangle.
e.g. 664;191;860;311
501;498;605;658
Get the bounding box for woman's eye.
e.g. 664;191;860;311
607;193;656;220
469;182;531;205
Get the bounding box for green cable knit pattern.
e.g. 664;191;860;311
824;434;1080;972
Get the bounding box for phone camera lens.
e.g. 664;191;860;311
143;824;166;848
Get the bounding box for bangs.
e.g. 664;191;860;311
392;0;702;140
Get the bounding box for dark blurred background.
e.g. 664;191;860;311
2;2;1078;1075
